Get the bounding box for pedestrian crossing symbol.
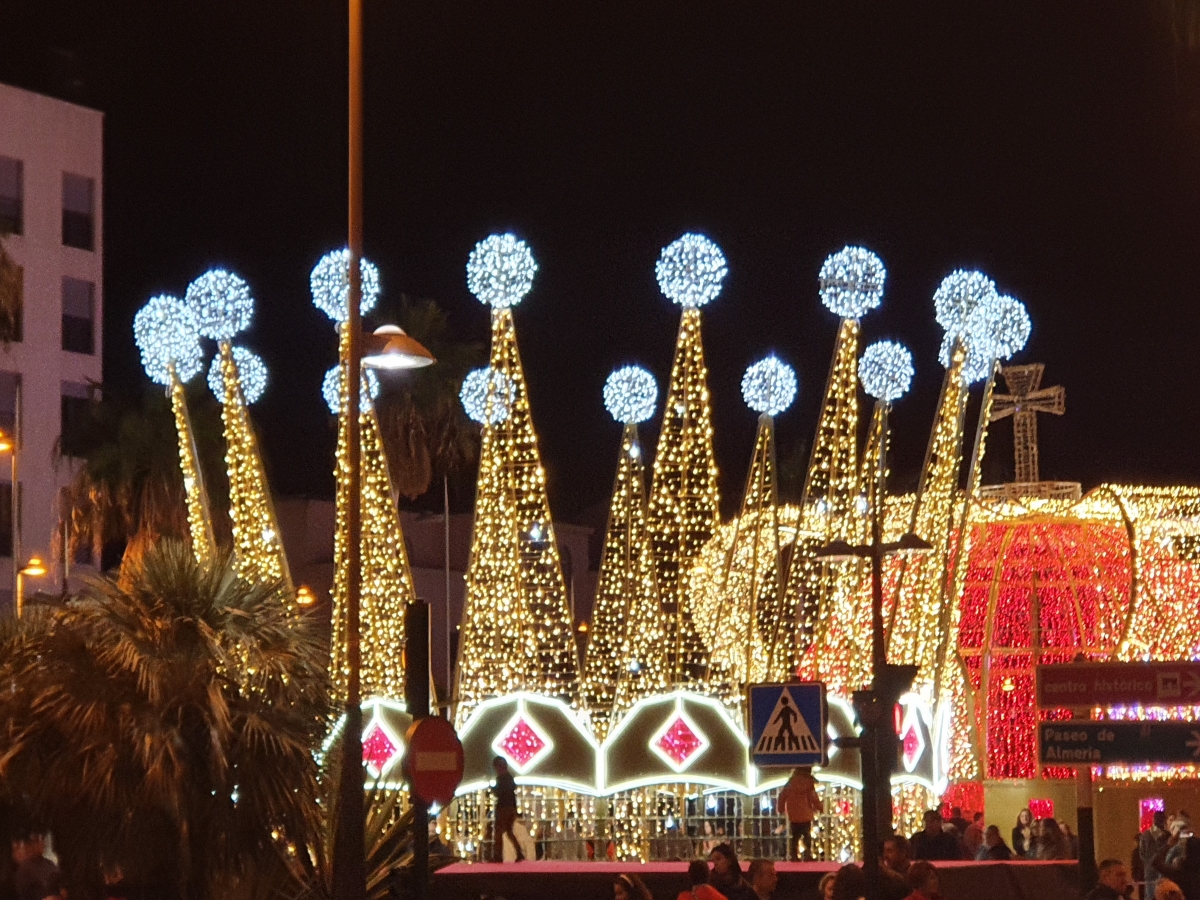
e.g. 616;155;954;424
748;682;827;768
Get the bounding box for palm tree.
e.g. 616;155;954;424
59;383;228;569
0;540;330;900
373;293;486;502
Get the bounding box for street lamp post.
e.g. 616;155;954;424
332;320;434;900
816;396;927;900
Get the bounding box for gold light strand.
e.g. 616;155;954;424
168;363;216;565
585;423;668;737
887;338;969;685
218;342;294;598
454;309;578;725
647;308;720;688
688;414;793;693
788;319;868;680
328;327;418;706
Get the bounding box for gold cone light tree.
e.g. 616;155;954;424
647;233;726;689
791;247;886;684
132;294;216;564
312;249;421;706
690;356;798;690
454;234;579;726
584;366;668;736
185;270;294;598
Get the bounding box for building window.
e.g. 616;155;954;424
60;381;93;458
62;173;94;251
0;157;21;235
62;277;95;354
0;482;13;558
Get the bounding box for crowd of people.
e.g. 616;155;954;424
1136;810;1200;900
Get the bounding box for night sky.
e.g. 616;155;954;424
5;2;1200;524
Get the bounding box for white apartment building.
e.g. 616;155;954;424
0;83;103;613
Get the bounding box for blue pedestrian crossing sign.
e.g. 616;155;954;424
748;682;827;768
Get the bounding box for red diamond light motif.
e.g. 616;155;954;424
902;726;921;768
362;722;400;773
498;717;546;769
655;716;703;767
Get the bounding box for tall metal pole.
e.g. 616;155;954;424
444;475;452;697
12;376;21;616
406;602;431;900
332;0;366;895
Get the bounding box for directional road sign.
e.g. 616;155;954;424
748;682;827;768
1037;662;1200;708
1038;720;1200;766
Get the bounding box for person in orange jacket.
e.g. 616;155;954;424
776;766;821;861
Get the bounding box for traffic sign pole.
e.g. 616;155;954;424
405;601;431;900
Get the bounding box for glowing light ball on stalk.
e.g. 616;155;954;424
310;248;381;322
133;294;205;385
466;233;538;309
184;269;254;341
603;365;658;424
655;233;728;308
818;246;886;319
859;340;915;402
459;366;515;425
322;365;380;415
740;356;798;416
933;269;997;337
208;347;268;404
968;294;1031;360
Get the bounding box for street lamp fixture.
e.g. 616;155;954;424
0;429;11;453
362;325;435;371
20;556;46;577
296;584;316;607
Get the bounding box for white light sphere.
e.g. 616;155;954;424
858;340;915;402
133;295;205;386
603;365;658;424
208;346;268;405
322;364;381;415
939;332;994;385
460;367;515;424
741;355;798;416
967;293;1031;361
818;246;886;319
655;233;728;309
933;269;997;336
310;249;381;323
184;268;254;341
466;233;538;309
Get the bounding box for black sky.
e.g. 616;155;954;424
5;1;1200;521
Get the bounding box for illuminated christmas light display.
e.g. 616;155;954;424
602;365;658;425
460;366;515;425
859;340;914;403
817;246;886;319
740;356;797;417
455;236;578;724
215;343;294;597
207;346;267;405
133;295;215;564
322;364;381;415
184;268;254;341
654;233;727;309
465;233;539;310
932;269;997;336
584;368;667;737
648;235;725;687
310;248;381;322
691;356;799;690
326;326;418;706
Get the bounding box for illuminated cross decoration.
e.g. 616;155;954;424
990;363;1065;484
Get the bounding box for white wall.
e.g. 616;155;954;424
0;83;104;609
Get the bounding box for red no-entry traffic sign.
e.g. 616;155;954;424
1037;662;1200;708
403;717;464;807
